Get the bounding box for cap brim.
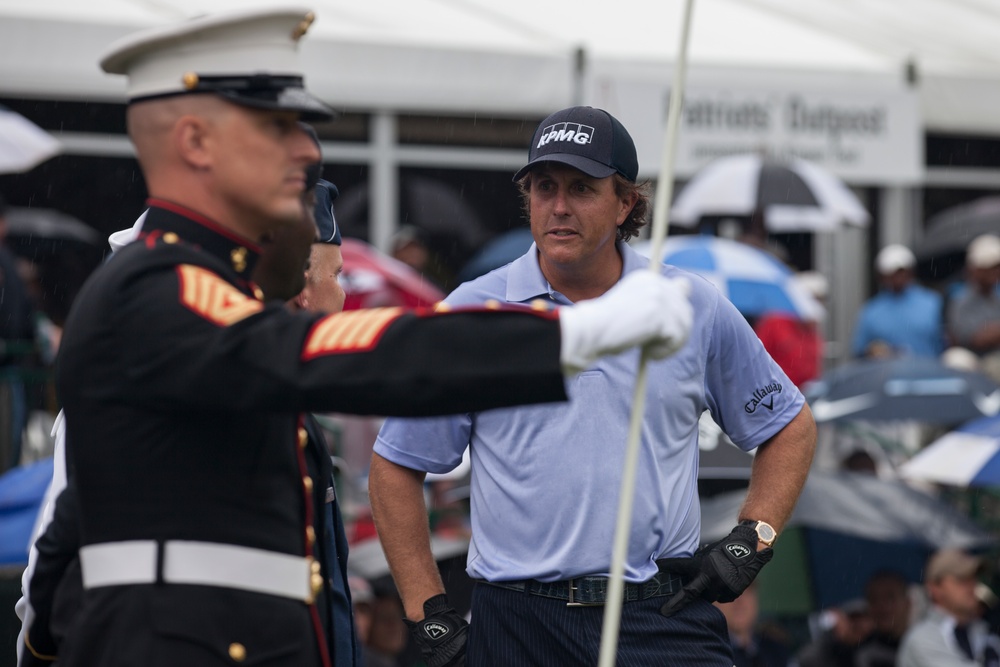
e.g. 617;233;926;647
216;88;336;122
513;154;617;182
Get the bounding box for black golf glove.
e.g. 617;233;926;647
657;521;773;617
404;594;468;667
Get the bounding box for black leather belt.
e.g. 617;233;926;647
482;571;683;607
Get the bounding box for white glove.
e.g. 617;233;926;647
559;272;692;376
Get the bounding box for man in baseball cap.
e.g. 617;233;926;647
369;106;815;666
852;243;943;358
898;549;1000;666
947;235;1000;378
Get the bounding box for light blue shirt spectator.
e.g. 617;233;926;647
851;285;943;358
851;244;943;358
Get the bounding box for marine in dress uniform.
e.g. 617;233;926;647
23;8;691;667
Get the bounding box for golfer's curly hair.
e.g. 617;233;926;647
515;172;650;242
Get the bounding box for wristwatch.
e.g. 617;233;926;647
752;520;777;547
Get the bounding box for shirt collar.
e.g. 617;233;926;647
505;240;647;304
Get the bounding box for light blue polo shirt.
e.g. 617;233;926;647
374;241;804;583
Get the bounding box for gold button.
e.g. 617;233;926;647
311;572;324;595
434;302;451;313
303;476;314;493
252;286;264;301
182;72;199;90
306;525;316;545
297;427;308;449
228;642;246;662
162;232;179;244
484;299;501;310
530;299;549;311
231;247;248;273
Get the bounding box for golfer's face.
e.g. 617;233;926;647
528;164;631;272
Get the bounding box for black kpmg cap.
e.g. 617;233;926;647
99;6;335;122
513;106;638;183
314;179;341;245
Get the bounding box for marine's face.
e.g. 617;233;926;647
210;105;320;238
527;163;634;274
293;243;346;314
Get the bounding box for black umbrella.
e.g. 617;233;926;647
2;207;104;325
701;470;995;611
804;357;1000;424
915;197;1000;282
670;155;870;233
5;207;103;249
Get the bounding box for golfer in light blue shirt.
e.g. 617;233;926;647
369;106;817;667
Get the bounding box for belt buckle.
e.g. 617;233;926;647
566;578;604;607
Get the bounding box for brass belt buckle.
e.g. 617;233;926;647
566;578;603;607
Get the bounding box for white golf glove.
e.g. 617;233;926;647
559;272;692;376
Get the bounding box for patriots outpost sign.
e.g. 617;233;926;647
593;80;922;185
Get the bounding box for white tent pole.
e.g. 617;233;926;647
597;0;696;664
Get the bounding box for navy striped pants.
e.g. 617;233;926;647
467;582;733;666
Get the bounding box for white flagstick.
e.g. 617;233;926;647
597;1;696;664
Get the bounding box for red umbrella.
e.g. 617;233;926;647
340;238;445;310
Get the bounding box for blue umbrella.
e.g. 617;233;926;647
0;457;52;566
634;235;822;319
901;414;1000;487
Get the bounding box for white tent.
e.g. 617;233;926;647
1;0;1000;133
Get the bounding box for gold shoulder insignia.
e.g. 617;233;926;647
176;264;263;326
302;307;403;360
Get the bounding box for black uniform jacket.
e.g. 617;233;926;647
37;202;566;667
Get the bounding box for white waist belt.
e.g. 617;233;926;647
79;540;312;602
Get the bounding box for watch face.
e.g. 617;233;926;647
756;522;776;544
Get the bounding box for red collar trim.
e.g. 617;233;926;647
146;198;262;253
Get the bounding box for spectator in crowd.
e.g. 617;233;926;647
715;582;792;666
0;195;37;470
754;271;827;387
851;244;943;359
362;580;410;667
797;599;873;667
898;549;1000;666
855;569;912;667
946;234;1000;382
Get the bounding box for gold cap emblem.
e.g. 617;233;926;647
182;72;199;90
291;12;315;40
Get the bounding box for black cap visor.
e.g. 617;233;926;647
513;154;618;182
217;86;335;122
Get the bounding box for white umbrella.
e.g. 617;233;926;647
670;154;870;232
0;106;60;174
900;414;1000;487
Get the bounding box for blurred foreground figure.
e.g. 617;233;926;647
20;9;693;667
370;106;816;666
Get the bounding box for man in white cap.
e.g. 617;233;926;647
947;234;1000;380
29;9;694;667
898;549;1000;666
851;243;943;358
